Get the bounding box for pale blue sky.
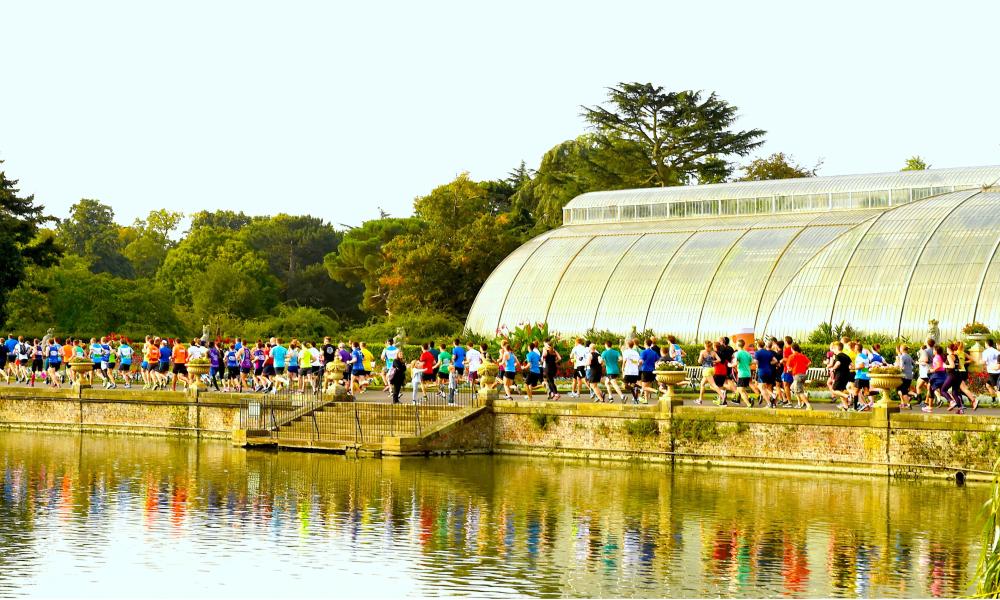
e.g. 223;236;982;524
2;0;998;229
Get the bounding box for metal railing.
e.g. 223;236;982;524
237;382;484;445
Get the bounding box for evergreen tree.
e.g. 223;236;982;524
0;161;59;325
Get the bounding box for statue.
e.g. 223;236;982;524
42;327;54;347
395;326;407;345
201;324;210;343
927;319;940;342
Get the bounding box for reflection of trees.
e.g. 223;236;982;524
0;431;989;597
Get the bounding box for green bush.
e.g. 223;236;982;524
529;413;558;431
623;417;659;438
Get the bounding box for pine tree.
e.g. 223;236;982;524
0;160;59;325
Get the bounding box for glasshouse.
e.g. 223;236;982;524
465;166;1000;341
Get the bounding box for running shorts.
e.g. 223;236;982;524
119;362;131;372
526;372;540;386
158;362;169;374
781;372;794;384
574;367;586;379
759;372;776;387
713;374;727;387
263;365;275;376
624;374;639;385
855;378;870;390
989;372;1000;387
504;370;516;381
173;364;187;375
833;375;849;392
737;377;751;388
897;378;912;395
640;371;654;383
792;374;807;394
455;367;465;376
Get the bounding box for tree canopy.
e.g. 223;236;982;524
582;82;766;186
739;152;821;181
902;156;930;171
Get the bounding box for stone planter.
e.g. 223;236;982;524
654;370;687;386
187;364;209;391
478;366;499;387
870;374;902;409
69;362;94;375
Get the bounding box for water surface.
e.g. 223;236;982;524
0;431;986;597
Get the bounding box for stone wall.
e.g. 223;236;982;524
0;386;241;439
491;399;1000;480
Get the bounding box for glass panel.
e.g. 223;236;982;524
645;229;743;338
738;197;756;215
830;193;852;209
834;193;961;337
754;225;853;332
593;232;695;333
903;191;997;340
466;235;550;335
546;235;641;334
635;204;651;219
721;198;738;215
763;223;871;340
698;228;799;342
498;236;593;331
620;205;635;220
757;197;773;213
891;188;911;206
669;203;685;218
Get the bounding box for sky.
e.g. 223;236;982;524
2;0;999;230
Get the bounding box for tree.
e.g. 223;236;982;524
0;161;59;325
191;262;275;321
56;199;135;277
378;174;530;317
4;255;182;337
156;226;277;307
582;82;766;186
241;214;340;292
902;156;929;171
188;210;253;231
324;217;424;315
739;152;821;181
122;209;183;278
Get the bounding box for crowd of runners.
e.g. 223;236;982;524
2;332;999;413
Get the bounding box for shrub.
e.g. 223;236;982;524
623;417;659;438
807;321;862;344
529;413;558;431
654;360;685;371
869;365;902;375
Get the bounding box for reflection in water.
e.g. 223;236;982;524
0;431;986;598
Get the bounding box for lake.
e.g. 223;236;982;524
0;430;986;598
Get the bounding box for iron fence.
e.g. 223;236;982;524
237;383;484;445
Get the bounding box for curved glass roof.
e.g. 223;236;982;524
467;185;1000;342
562;165;1000;225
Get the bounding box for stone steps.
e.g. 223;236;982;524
273;402;467;448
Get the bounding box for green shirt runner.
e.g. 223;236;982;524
600;348;621;375
735;349;753;379
438;350;452;374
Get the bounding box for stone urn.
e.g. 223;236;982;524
186;362;209;390
478;363;499;387
69;361;94;375
325;360;349;399
869;369;902;409
654;370;687;386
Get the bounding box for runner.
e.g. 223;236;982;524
984;339;1000;406
360;342;374;393
30;338;44;387
500;341;518;401
754;341;778;408
349;342;366;397
638;339;658;403
621;340;641;403
466;341;482;391
46;337;62;388
895;344;914;410
380;338;398;394
418;342;435;403
600;341;624;403
570;338;588;398
451;339;466;386
787;343;812;410
730;339;754;408
522;342;542;400
270;339;287;393
158;339;172;389
171;340;188;391
853;344;872;411
828;342;852;410
586;342;605;402
541;340;560;400
118;339;134;388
